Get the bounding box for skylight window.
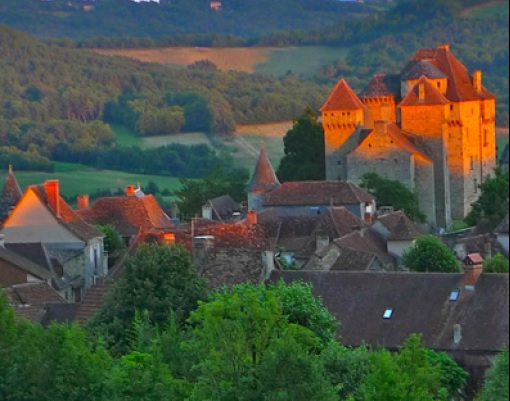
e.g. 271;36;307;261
450;290;460;301
383;308;393;319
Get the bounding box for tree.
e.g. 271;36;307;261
95;224;125;254
402;235;461;273
87;243;208;355
185;283;338;401
360;172;426;223
483;253;509;273
277;107;325;182
360;334;453;401
465;169;509;228
478;349;509;401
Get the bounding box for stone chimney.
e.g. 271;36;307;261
263;250;275;280
473;70;482;92
463;253;484;289
202;204;213;220
316;234;330;252
192;235;215;267
0;234;5;248
374;120;387;136
453;324;462;344
44;180;60;218
438;43;450;50
125;185;135;197
247;210;257;225
77;194;89;210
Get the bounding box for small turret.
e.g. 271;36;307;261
0;165;23;220
247;147;280;211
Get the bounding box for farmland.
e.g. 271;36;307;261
461;1;509;17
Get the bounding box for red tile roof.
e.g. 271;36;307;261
387;214;425;241
399;76;450;107
321;79;366;111
77;195;174;236
263;181;374;207
402;46;495;102
248;147;280;193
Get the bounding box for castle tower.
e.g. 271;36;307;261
321;79;366;180
0;165;23;221
247;147;280;211
358;74;401;128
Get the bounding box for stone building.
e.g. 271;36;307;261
321;44;497;229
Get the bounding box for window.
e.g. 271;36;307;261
450;290;460;301
470;156;474;170
450;104;454;111
483;129;488;147
337;160;342;166
437;82;441;89
383;308;393;319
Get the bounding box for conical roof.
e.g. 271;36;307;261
0;165;23;217
321;79;366;112
248;148;280;193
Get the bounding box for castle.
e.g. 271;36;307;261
321;44;497;229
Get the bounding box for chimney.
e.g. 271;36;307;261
374;120;387;136
162;232;176;246
364;202;374;224
263;250;275;280
316;235;330;252
473;70;482;92
125;185;135;197
453;324;462;344
463;253;484;289
192;235;215;267
202;204;213;220
44;180;60;218
8;164;13;175
438;43;450;51
77;194;89;210
418;83;425;101
0;234;5;248
247;210;257;225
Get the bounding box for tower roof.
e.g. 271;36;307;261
401;45;495;102
0;165;23;217
248;147;280;193
400;60;448;81
321;79;366;111
399;76;450;107
359;74;401;98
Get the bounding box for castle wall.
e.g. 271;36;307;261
361;97;397;128
414;156;436;228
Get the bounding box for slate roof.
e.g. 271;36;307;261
387;213;426;241
401;46;495;102
0;245;51;281
496;213;509;234
199;248;265;290
248;147;281;193
400;60;448;81
263;181;374;207
399;76;450;107
29;185;103;242
76;194;174;236
0;165;23;219
6;282;66;322
268;271;509;352
40;303;79;326
5;243;53;271
321;79;366;111
205;195;242;221
358;74;401;98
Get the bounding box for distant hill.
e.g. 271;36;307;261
0;0;386;39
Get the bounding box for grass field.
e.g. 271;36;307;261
0;164;182;202
92;46;348;78
461;0;508;17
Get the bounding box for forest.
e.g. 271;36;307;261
2;243;507;401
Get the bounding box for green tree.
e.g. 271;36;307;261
465;169;509;228
277;107;325;182
95;224;125;254
87;243;208;355
483;253;510;273
0;291;17;400
479;349;509;401
402;235;461;273
360;335;450;401
360;172;427;223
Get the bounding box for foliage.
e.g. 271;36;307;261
402;235;461;273
176;166;249;217
95;224;125;254
277;107;326;182
465;169;510;228
483;253;510;273
360;172;427;223
360;334;449;401
478;349;509;401
87;243;208;355
424;349;469;401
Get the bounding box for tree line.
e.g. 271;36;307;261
3;242;507;401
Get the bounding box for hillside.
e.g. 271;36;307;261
0;0;385;39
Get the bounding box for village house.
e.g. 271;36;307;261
322;44;497;230
201;195;243;222
0;179;106;301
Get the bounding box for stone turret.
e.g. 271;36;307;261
247;147;280;211
0;165;23;222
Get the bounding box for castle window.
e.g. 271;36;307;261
483;129;488;147
450;104;454;111
337;160;342;166
437;82;441;89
